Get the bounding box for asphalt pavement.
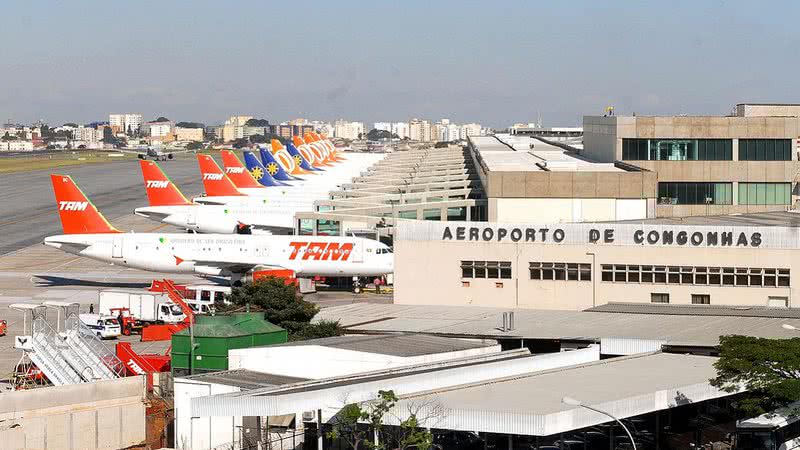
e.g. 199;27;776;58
0;156;204;255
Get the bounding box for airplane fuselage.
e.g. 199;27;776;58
44;233;394;278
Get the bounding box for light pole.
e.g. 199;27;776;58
562;396;637;450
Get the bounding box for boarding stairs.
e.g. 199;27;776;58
27;314;125;386
30;317;84;385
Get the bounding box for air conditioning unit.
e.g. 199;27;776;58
302;411;316;422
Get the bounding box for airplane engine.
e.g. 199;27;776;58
231;267;297;287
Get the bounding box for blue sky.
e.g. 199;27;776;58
2;0;799;127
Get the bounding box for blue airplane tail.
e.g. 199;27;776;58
243;151;287;187
259;147;300;181
287;143;323;171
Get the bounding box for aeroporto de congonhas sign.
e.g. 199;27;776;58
397;221;800;249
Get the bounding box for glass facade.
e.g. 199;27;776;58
738;139;792;161
657;182;732;205
738;183;791;205
622;138;732;161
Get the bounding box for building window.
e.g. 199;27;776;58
462;260;511;279
658;182;732;205
738;183;792;205
651;293;670;304
601;264;789;288
530;262;591;281
738;139;792;161
691;294;710;305
623;138;732;161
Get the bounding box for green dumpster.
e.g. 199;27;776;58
171;312;286;376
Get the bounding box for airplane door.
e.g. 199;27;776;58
352;242;364;263
187;208;196;226
112;237;123;258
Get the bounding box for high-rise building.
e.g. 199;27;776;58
333;120;365;140
108;113;143;135
221;115;253;142
392;122;410;139
374;122;392;132
409;118;431;142
460;123;483;139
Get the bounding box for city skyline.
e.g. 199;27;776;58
2;1;800;127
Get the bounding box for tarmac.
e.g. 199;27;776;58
0;155;391;381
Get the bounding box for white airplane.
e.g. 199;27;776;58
44;174;394;285
134;160;304;234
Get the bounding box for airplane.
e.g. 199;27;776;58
134;160;304;234
290;137;324;171
44;174;394;285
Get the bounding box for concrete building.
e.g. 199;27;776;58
461;122;483;139
0;140;34;151
72;125;99;143
333;120;365;140
221;115;253;142
391;213;800;310
392;121;410;139
175;126;204;141
144;121;174;139
583;103;800;218
409;118;432;142
108;113;142;135
469;134;654;223
0;376;147;450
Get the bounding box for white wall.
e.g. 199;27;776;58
174;379;241;450
228;343;501;379
494;198;648;223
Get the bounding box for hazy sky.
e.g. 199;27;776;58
2;0;799;128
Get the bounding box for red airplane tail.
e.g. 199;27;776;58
50;174;120;234
139;160;191;206
220;150;264;189
197;154;244;197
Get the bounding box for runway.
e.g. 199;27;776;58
0;156;203;255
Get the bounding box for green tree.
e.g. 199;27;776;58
176;121;205;129
289;319;344;342
63;123;78;128
185;141;203;150
327;390;438;450
711;335;800;415
231;137;250;148
1;132;15;141
227;276;318;337
245;118;270;127
153;116;170;122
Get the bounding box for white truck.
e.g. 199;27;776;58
78;314;122;339
98;289;186;324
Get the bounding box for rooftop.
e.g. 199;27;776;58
315;303;800;348
264;333;496;357
470;134;622;173
180;369;309;390
614;210;800;228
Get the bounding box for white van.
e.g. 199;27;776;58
79;314;122;339
185;301;214;315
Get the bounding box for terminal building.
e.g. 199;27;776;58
393;214;800;310
583;103;800;217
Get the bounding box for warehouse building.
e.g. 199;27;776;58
583;103;800;218
392;213;800;310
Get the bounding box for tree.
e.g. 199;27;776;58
1;132;15;141
153;116;170;122
367;129;392;141
245;118;270;127
63;123;78;128
176;121;205;129
185;141;203;150
249;134;268;144
227;276;318;337
231;137;250;149
327;390;440;450
289;320;344;342
710;335;800;415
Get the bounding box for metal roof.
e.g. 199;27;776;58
179;369;308;390
264;333;496;357
314;303;800;347
389;352;728;436
589;302;800;319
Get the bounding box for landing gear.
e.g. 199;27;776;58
353;277;362;294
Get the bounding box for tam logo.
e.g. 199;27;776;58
288;242;354;261
146;180;169;188
203;173;224;181
59;201;88;211
226;167;244;174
